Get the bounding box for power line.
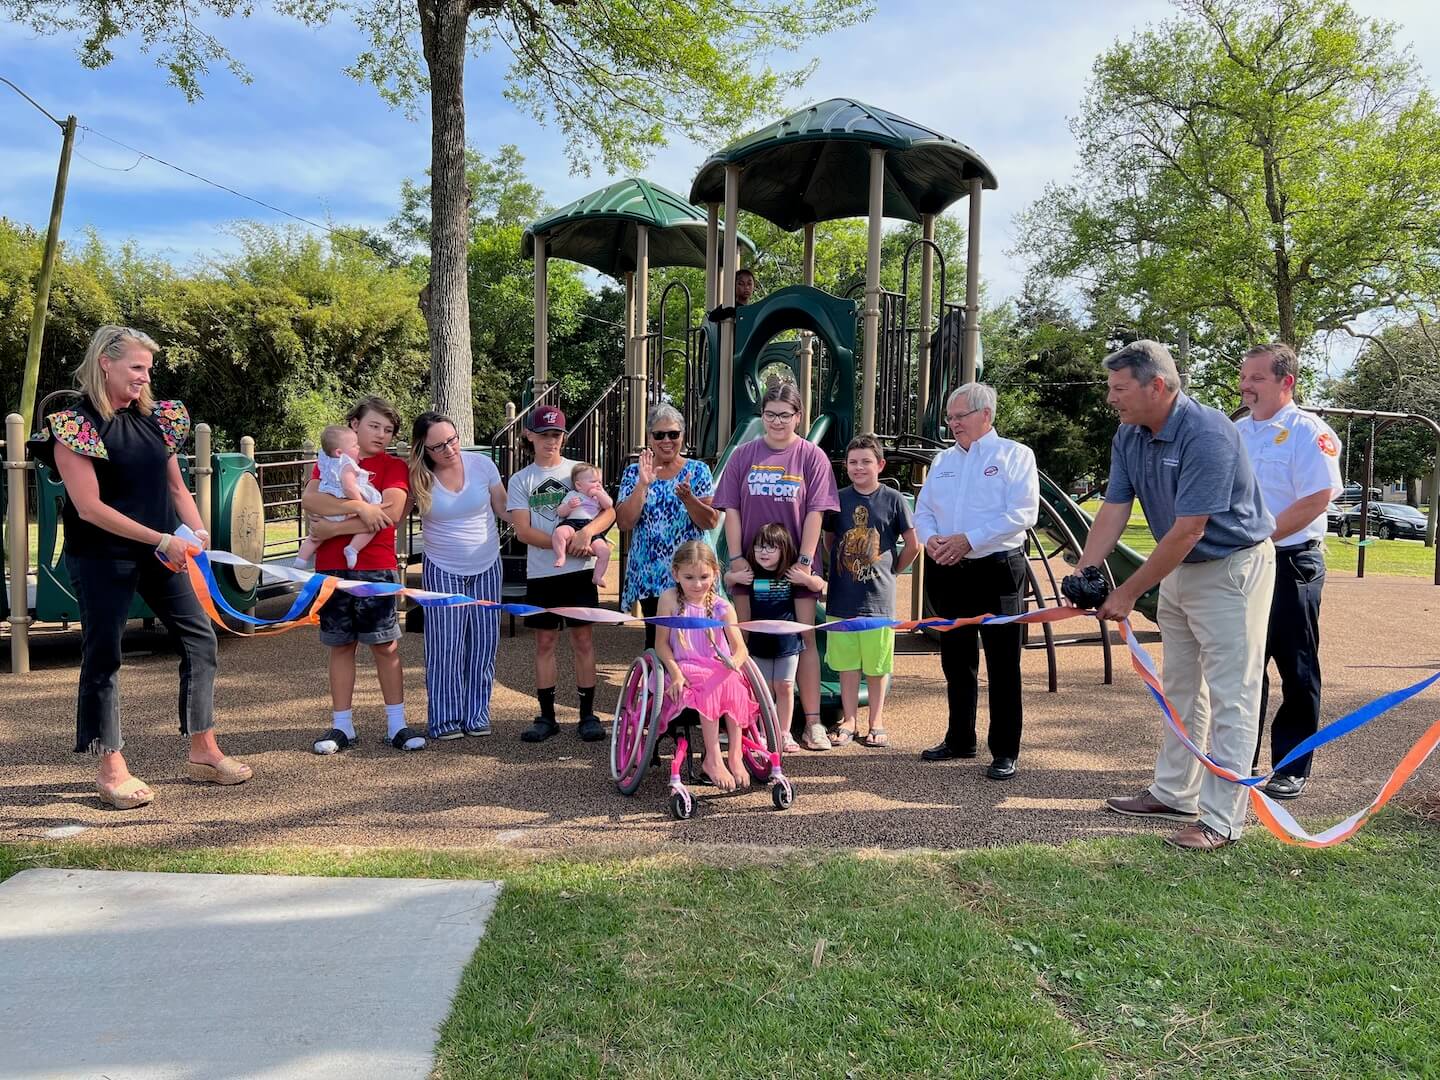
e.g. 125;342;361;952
0;74;64;127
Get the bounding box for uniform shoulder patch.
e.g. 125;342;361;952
1317;432;1339;457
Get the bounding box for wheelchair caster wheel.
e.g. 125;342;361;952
670;792;694;820
772;780;794;810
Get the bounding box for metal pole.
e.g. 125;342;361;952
799;223;816;424
705;204;720;312
195;423;213;536
533;234;549;390
962;177;983;384
19;115;76;429
911;213;937;621
719;165;741;446
634;225;650;455
861;147;885;436
1431;447;1439;585
6;413;32;673
1358;422;1375;580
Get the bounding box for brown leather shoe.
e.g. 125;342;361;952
1104;789;1198;822
1164;823;1234;851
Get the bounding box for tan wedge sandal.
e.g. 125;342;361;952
96;776;155;810
187;756;253;786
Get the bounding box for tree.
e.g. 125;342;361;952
1328;320;1440;500
4;0;874;443
1017;0;1440;354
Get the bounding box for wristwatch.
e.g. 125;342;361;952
797;555;812;568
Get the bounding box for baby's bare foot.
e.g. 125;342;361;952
702;751;736;792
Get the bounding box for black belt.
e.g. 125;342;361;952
1275;539;1321;554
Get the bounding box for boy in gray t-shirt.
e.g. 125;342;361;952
822;436;919;747
504;406;614;744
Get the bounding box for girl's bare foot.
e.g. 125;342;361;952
727;749;751;789
702;750;736;791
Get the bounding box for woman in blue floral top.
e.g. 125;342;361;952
615;404;721;649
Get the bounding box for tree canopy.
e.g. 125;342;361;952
1017;0;1440;361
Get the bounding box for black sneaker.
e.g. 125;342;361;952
520;717;560;743
577;715;606;742
1263;774;1307;800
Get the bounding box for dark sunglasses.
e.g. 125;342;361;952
650;430;683;441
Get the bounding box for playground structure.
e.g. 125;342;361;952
517;98;1156;696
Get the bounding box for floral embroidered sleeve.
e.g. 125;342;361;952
41;410;108;460
151;400;191;455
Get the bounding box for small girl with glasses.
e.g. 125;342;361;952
296;424;383;569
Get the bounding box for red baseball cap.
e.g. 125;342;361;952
527;405;567;433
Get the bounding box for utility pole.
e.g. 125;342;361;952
19;113;77;429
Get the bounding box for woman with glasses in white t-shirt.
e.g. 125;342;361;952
407;411;510;740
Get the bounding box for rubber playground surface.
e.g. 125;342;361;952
2;572;1437;853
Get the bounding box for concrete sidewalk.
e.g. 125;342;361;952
0;869;501;1079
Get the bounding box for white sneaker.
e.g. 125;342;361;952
802;722;832;751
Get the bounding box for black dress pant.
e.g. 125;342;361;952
924;550;1027;759
67;552;219;755
1253;542;1325;778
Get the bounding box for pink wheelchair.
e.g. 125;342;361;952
610;649;797;819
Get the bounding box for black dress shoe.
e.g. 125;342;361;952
921;742;977;762
1263;774;1307;800
986;757;1017;780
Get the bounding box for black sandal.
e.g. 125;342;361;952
390;726;427;751
313;728;358;755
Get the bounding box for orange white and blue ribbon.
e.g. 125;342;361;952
171;530;1439;848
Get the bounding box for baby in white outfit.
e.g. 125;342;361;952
295;424;382;569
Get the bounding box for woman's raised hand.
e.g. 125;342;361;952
637;448;657;487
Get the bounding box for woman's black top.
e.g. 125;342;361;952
31;396;191;560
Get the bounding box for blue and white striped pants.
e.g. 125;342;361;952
421;557;503;738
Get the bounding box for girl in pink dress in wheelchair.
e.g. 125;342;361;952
654;540;760;791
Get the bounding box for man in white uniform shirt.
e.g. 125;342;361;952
914;383;1040;780
1235;343;1342;800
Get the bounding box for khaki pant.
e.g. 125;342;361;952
1150;541;1275;838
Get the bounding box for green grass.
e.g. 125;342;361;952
6;818;1440;1078
1079;499;1437;577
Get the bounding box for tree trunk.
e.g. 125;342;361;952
419;0;474;444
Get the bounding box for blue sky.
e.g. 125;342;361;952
3;0;1437;373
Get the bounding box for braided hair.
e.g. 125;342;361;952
671;540;725;657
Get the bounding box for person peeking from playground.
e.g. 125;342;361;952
725;523;821;755
715;378;839;752
506;406;614;743
32;324;251;809
406;411;509;741
914;383;1038;782
616;403;719;649
294;424;383;571
551;462;614;586
656;540;760;791
303;396;422;754
822;435;919;749
707;268;757;322
1075;340;1275;852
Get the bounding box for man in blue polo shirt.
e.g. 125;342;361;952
1075;341;1276;851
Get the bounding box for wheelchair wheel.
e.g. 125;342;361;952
740;658;783;780
772;778;795;810
612;651;665;797
670;789;694;820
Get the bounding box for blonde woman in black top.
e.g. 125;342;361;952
34;326;252;810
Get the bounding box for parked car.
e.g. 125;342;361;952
1335;482;1384;506
1325;502;1345;534
1337;502;1430;541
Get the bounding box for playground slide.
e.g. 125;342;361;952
1037;473;1158;622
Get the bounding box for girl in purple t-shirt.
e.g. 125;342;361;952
714;381;839;751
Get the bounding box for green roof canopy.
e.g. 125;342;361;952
523;178;755;277
689;98;998;231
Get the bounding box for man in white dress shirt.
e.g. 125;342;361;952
914;383;1040;780
1235;343;1343;800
